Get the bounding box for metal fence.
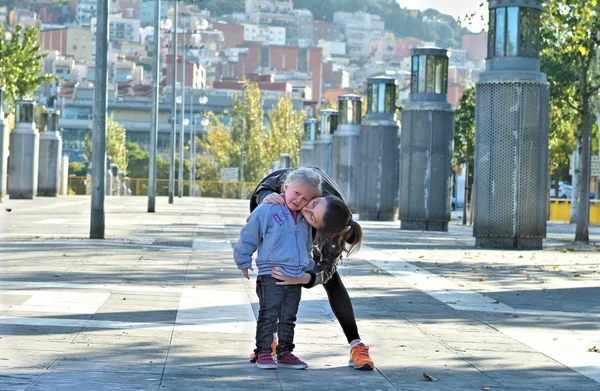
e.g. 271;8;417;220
67;176;259;199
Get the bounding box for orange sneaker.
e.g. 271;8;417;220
349;343;374;370
249;341;277;363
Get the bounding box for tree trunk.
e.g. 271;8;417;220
575;88;591;243
462;160;469;225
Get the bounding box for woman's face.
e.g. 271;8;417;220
301;197;328;229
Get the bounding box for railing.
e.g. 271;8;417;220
67;176;259;199
548;199;600;225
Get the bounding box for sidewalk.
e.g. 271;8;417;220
1;196;599;390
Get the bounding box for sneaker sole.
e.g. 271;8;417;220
348;360;374;371
278;363;308;370
256;363;278;369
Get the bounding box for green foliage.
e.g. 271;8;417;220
196;111;233;181
125;142;170;180
68;161;87;177
453;86;475;167
267;95;306;168
293;0;469;47
83;116;129;173
230;83;270;182
194;84;307;183
0;24;58;111
541;0;600;241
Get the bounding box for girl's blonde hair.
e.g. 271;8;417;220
282;167;322;196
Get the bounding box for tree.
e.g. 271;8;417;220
0;25;57;110
196;111;233;180
267;95;306;167
230;82;270;182
453;86;475;225
84;116;128;173
542;0;600;242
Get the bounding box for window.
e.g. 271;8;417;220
506;7;519;56
411;55;419;93
495;7;506;57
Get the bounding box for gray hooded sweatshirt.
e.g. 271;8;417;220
233;203;314;277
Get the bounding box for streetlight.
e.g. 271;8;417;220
179;15;208;198
189;91;208;197
147;0;167;213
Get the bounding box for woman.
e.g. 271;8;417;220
249;168;375;370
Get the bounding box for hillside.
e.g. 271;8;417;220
293;0;469;48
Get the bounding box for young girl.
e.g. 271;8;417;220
250;168;373;370
234;168;322;370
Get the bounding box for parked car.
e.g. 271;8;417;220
549;182;572;199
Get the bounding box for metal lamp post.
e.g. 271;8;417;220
299;118;317;167
147;0;163;212
332;94;362;211
399;48;453;231
357;76;399;221
189;92;208;197
473;0;549;249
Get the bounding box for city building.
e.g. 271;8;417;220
245;0;294;25
243;23;286;45
333;11;385;59
75;0;95;27
214;22;245;49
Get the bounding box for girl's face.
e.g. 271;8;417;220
283;183;319;211
300;197;328;229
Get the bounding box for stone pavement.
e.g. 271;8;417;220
0;196;599;391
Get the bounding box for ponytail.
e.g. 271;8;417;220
317;195;363;256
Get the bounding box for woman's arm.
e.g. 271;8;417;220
272;240;342;287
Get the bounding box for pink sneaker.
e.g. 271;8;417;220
256;353;277;369
277;352;308;369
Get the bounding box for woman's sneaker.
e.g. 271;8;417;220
256;353;278;369
349;343;374;370
277;352;308;369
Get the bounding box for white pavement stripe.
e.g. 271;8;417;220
35;219;74;224
0;290;110;314
176;288;255;334
503;329;600;383
361;246;600;318
0;281;183;293
361;245;600;384
192;239;232;251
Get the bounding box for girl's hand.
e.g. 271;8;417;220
271;267;311;285
241;267;253;280
262;193;285;205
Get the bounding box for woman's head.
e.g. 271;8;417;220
301;195;362;256
282;167;322;211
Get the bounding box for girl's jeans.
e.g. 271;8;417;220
255;275;301;355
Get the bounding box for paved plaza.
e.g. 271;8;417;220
0;196;599;390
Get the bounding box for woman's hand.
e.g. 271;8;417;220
262;193;285;205
271;267;311;285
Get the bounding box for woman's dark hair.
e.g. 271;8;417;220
317;195;362;256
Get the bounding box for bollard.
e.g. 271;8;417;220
8;100;39;199
399;48;454;231
118;171;126;196
357;76;400;221
279;153;291;169
332;94;362;212
299;118;317;167
313;109;338;175
0;86;8;201
59;154;69;195
38;109;63;197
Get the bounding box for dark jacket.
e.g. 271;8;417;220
250;168;345;288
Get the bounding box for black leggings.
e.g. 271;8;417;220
323;271;360;344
